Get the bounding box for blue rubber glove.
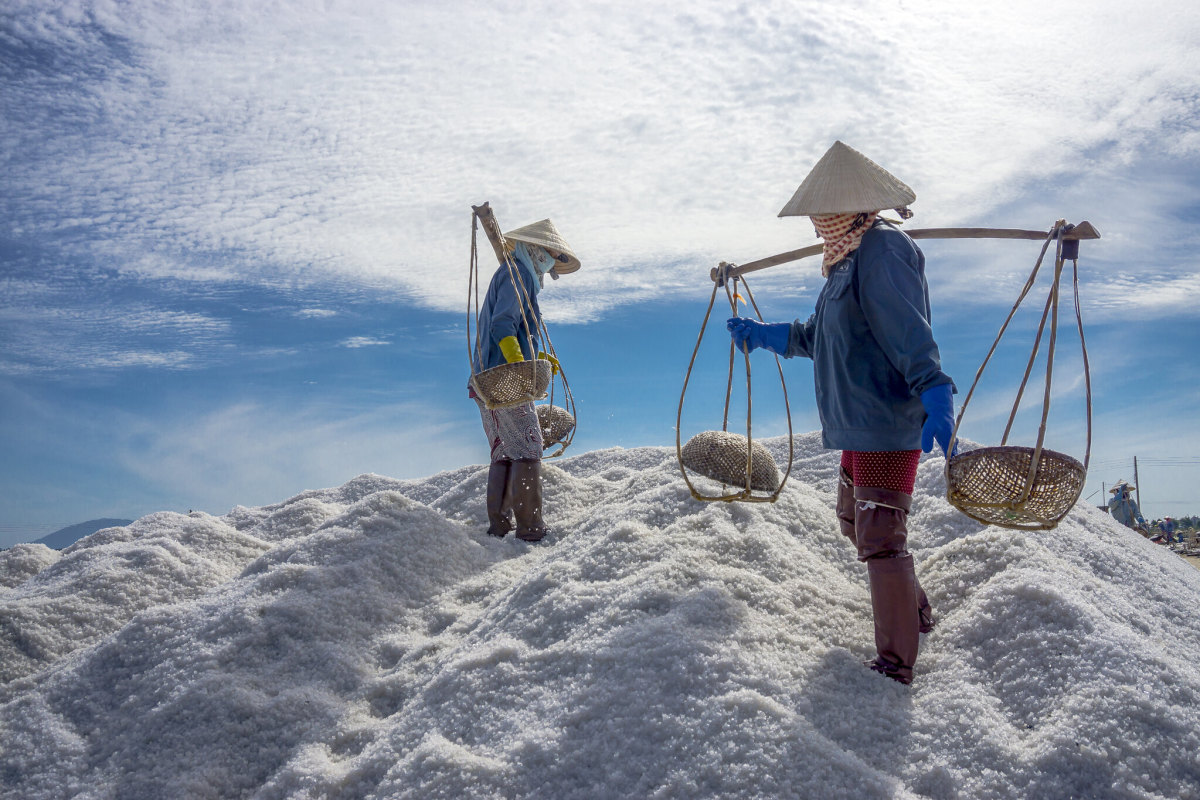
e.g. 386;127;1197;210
726;317;791;356
920;384;956;457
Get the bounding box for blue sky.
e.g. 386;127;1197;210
3;0;1200;546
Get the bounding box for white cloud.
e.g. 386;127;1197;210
0;302;229;374
1088;272;1200;315
340;336;389;349
4;0;1199;324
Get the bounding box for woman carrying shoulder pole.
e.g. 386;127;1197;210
728;142;956;685
470;218;580;542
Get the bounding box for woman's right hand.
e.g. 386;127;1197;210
727;318;790;356
498;336;525;364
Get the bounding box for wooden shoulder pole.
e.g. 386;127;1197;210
710;221;1101;282
471;202;509;265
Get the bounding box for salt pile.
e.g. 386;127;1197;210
2;433;1198;799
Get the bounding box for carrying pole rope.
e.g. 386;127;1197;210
738;275;795;496
947;228;1055;459
676;264;793;502
1072;253;1094;475
532;299;577;459
724;277;752;494
503;236;577;458
466;204;542;404
722;280;736;435
676;277;723;499
681;277;715;501
946;221;1094;514
468;216;481;373
467;207;538;402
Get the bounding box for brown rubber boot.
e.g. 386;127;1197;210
851;486;913;561
916;580;935;634
841;471;932;630
866;555;920;685
485;459;514;538
510;458;549;542
853;486;923;684
835;466;857;544
852;486;934;630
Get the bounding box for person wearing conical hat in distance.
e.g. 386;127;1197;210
1155;516;1177;544
726;141;957;686
470;219;580;542
1107;480;1148;535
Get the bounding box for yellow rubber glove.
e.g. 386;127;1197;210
498;336;524;364
537;351;560;375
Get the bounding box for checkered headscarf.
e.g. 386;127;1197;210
812;212;878;276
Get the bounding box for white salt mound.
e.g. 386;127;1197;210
0;543;61;591
1;433;1198;799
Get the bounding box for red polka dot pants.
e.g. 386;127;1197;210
840;450;921;495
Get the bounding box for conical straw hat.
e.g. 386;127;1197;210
504;219;581;274
778;141;915;217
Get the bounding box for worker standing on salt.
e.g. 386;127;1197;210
727;141;956;685
470;219;580;542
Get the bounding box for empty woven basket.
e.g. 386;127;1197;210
946;445;1085;530
681;430;780;492
536;404;575;447
471;359;552;409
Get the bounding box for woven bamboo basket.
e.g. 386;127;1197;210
470;359;552;409
680;430;780;492
946;445;1085;530
536;404;575;447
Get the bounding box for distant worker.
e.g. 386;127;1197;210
727;141;956;686
470;219;580;542
1107;481;1148;534
1158;516;1177;544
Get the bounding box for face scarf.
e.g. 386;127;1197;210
511;242;556;293
812;211;879;277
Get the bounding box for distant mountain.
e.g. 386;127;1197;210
35;518;132;550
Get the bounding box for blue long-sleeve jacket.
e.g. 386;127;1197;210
1108;493;1145;529
471;259;542;375
784;220;954;451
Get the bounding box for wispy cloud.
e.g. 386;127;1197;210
1088;272;1200;315
0;302;230;375
340;336;389;349
108;398;483;514
3;0;1198;325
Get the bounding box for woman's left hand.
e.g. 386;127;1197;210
537;351;560;375
920;384;956;457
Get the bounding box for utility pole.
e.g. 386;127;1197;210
1133;456;1141;514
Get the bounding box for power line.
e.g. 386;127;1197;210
1091;459;1200;467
